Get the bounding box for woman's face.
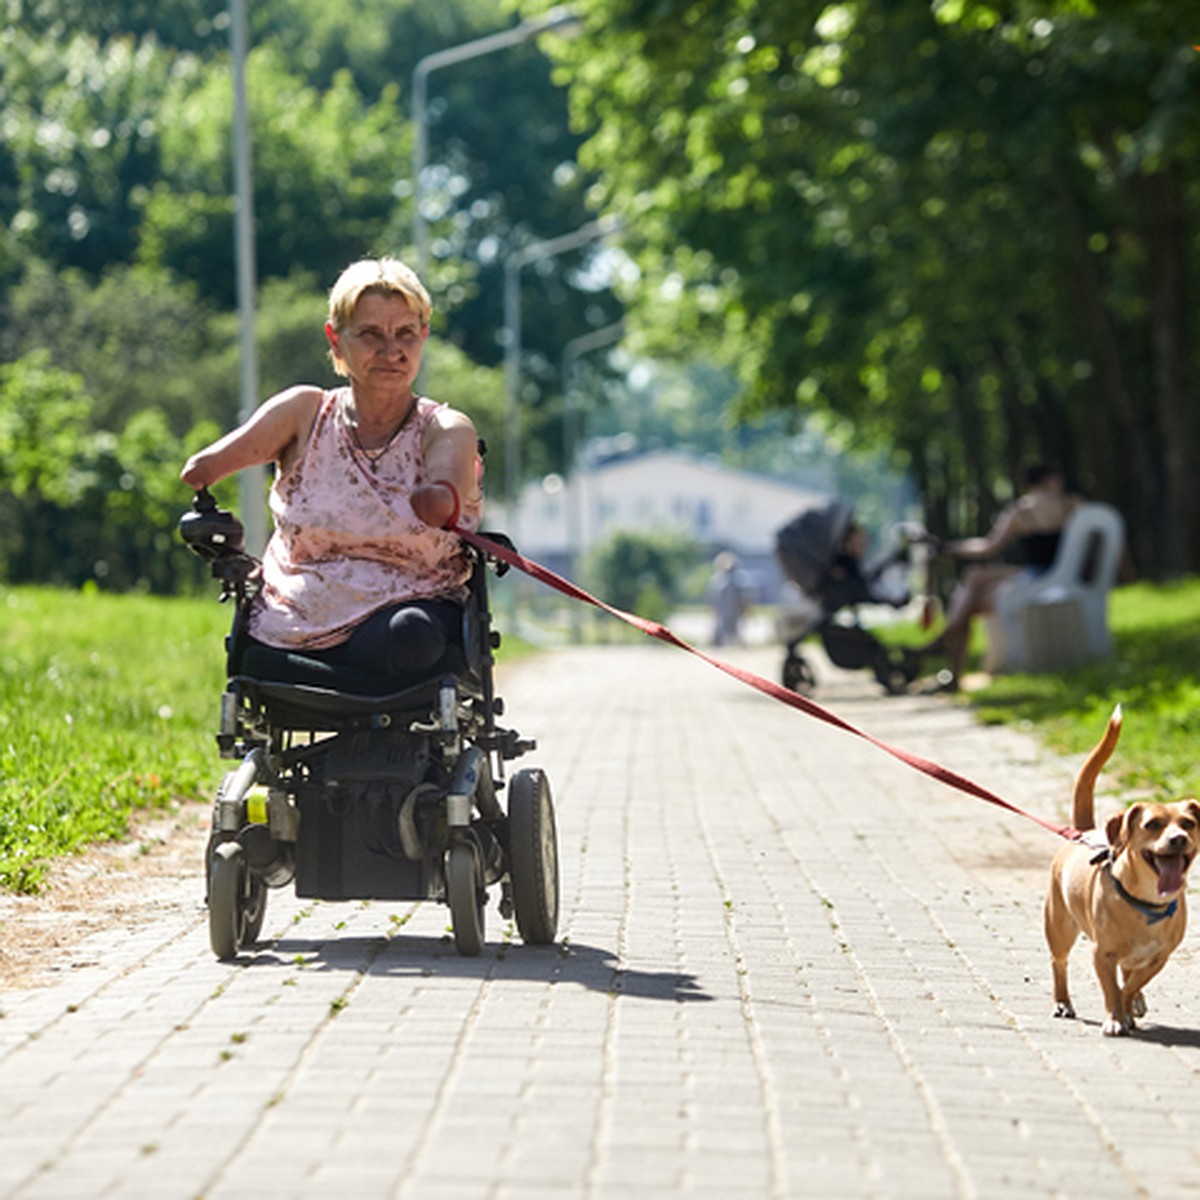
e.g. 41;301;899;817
327;291;429;396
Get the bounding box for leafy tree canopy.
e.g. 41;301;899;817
0;27;176;279
138;45;410;309
2;0;227;55
532;0;1200;574
0;262;222;434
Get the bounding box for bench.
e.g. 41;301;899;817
983;502;1125;674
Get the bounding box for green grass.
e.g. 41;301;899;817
827;579;1197;798
964;579;1200;798
1;577;1195;894
0;582;539;894
0;585;229;891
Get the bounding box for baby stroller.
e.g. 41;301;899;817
179;488;558;960
774;499;926;695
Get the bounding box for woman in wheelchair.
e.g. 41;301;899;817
181;256;483;688
180;258;558;961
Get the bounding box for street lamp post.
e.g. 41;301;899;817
562;320;625;536
229;0;267;554
411;6;581;278
561;320;625;641
502;216;620;538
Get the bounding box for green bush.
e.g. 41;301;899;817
581;527;702;617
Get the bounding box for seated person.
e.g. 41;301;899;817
180;257;483;687
921;462;1080;690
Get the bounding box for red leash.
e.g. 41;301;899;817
458;526;1081;842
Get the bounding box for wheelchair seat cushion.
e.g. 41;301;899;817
240;640;468;696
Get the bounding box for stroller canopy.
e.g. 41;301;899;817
774;499;854;598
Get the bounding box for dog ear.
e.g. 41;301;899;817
1107;804;1142;855
1184;799;1200;826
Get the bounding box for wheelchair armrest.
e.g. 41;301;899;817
476;530;517;577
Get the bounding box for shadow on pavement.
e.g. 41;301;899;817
1128;1023;1200;1050
246;934;714;1003
1049;1013;1200;1050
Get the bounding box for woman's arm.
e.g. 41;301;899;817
180;386;323;489
948;502;1024;560
412;406;481;528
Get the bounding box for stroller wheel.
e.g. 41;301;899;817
900;649;923;685
873;648;919;696
782;652;816;695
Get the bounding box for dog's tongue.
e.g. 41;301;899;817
1155;855;1187;896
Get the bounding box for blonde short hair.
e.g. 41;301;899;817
327;257;432;333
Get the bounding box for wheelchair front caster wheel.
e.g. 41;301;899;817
208;841;267;961
447;841;486;957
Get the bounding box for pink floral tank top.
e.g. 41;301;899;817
249;388;483;650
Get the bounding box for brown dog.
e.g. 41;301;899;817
1045;706;1200;1036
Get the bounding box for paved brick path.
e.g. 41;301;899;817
1;642;1197;1198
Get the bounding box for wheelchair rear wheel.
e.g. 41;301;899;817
209;841;267;960
508;768;559;945
447;841;486;957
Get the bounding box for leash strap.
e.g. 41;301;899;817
458;527;1080;842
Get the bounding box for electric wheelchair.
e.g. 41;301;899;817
180;487;559;960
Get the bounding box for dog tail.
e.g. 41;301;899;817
1072;704;1123;832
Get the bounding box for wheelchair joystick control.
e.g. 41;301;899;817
179;487;246;562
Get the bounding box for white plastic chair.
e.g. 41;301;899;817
983;502;1126;674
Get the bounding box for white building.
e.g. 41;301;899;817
486;448;833;600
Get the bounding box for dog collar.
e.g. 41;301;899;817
1106;866;1179;925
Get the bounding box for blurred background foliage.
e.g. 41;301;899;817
538;0;1200;579
0;0;1198;592
0;0;615;591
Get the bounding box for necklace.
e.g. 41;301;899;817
342;394;416;472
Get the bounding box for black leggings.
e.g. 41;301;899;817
247;599;463;684
341;599;463;677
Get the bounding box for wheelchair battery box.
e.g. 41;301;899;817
294;789;433;902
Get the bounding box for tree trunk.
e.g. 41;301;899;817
1136;165;1197;577
1053;164;1162;577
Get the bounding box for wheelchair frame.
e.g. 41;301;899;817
182;489;559;960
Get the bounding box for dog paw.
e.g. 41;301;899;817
1130;992;1147;1019
1102;1016;1133;1037
1052;1002;1076;1020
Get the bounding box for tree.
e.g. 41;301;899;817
251;0;625;474
0;29;176;279
138;45;411;310
0;4;622;501
0;351;211;591
0;2;629;591
0;261;227;435
252;0;502;105
100;408;205;591
581;527;699;622
0;353;95;583
3;0;228;55
539;0;1200;576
